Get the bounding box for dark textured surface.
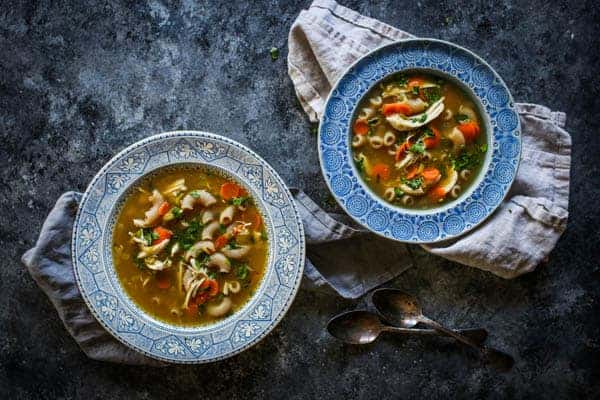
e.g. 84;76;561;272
1;1;599;399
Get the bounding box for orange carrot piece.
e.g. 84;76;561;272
407;77;425;89
214;234;229;249
371;163;391;181
382;102;413;116
424;126;441;149
253;213;262;230
152;226;173;244
220;182;242;200
353;119;369;135
422;167;441;184
405;165;419;179
395;142;409;161
200;279;219;297
457;121;480;142
429;186;447;201
158;201;170;216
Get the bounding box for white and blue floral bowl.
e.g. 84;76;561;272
318;39;521;243
71;131;305;363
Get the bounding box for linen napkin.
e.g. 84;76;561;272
288;0;571;280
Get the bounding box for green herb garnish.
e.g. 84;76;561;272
412;86;420;96
394;187;405;197
402;176;424;190
189;190;202;198
422;86;442;103
455;114;470;123
230;196;250;206
409;140;425;154
451;151;480;171
396;74;408;86
270;47;279;61
173;220;203;250
480;144;488;153
356;157;365;173
411;114;427;123
423;127;434;138
235;263;250;281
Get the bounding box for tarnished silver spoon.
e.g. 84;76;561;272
372;288;514;371
327;310;488;345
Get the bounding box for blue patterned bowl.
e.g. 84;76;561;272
318;39;521;243
71;131;305;363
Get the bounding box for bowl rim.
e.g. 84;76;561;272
318;38;522;243
71;130;306;363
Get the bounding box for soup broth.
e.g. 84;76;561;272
112;165;268;326
350;72;487;209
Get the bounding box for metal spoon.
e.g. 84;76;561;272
372;288;514;371
327;310;488;345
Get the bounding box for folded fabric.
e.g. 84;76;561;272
288;0;571;280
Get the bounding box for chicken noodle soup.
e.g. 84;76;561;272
112;165;268;326
351;72;487;209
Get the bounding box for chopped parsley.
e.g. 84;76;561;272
137;228;158;246
230;196;250;206
423;127;435;138
355;157;365;173
173;221;202;250
409;140;426;154
480;144;488;153
171;207;183;218
227;238;240;249
411;114;427;123
189;190;203;198
455;114;470;123
412;86;420;96
396;74;408;86
402;176;423;190
270;47;279;61
451;151;480;171
422;86;442;103
394;187;405;197
219;224;227;234
234;263;250;281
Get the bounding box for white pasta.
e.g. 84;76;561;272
460;169;472;181
222;281;241;296
450;184;462;198
133;189;164;227
222;245;251;259
184;240;215;260
369;96;382;106
219;205;236;225
383;187;396;202
369;135;384;149
206;297;232;317
401;195;414;206
201;220;221;240
352;134;366;148
383;131;396;147
207;252;231;273
201;210;214;224
443;108;454;121
459;105;477;121
358;107;375;119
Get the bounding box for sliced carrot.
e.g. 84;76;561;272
184;303;198;316
407;77;425;89
152;226;173;244
382;102;413;116
405;165;419;179
353;119;369;135
220;182;242;200
424;126;441;149
214;234;229;249
457;121;480;142
370;163;391;181
253;213;262;230
156;272;171;289
428;186;447;201
158;201;170;216
200;279;219;297
395;142;410;161
421;167;441;184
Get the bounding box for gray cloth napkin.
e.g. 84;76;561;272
288;0;571;280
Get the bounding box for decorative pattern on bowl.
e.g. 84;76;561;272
318;39;521;243
72;131;305;363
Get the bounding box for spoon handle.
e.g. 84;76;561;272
383;326;487;345
418;316;482;350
